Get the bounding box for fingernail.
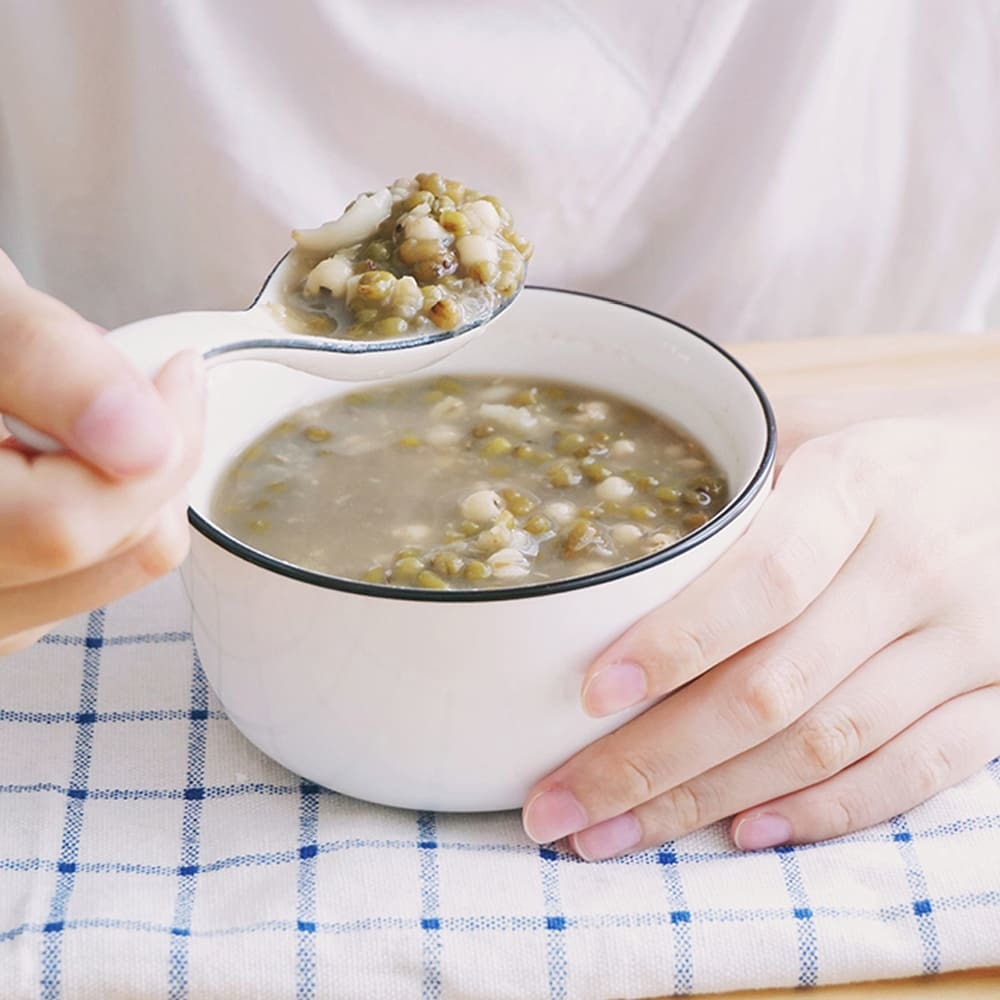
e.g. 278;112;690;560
180;349;207;401
583;661;647;717
73;382;174;475
733;812;793;851
161;349;207;405
523;787;588;844
571;813;642;861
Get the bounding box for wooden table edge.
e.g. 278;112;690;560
646;965;1000;998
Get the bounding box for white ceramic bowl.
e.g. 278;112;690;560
182;288;776;812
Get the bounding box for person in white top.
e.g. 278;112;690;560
1;1;998;859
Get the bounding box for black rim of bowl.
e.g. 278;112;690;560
188;286;778;603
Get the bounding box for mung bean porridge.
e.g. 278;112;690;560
212;375;729;590
279;173;531;340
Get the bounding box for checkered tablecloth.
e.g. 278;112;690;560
1;572;998;999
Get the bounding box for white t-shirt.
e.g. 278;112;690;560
2;0;999;342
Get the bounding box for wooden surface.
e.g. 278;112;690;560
731;331;1000;391
652;332;1000;999
650;966;1000;999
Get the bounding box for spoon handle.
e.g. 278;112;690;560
2;308;272;454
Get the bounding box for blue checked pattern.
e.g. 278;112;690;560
1;574;999;999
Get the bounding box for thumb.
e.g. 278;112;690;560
0;281;176;477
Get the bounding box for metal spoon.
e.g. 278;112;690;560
3;239;520;453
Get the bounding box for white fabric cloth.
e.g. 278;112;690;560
0;573;998;999
2;0;1000;340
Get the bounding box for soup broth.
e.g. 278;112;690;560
212;375;729;589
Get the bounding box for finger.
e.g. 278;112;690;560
569;628;983;858
0;250;25;287
524;534;911;846
0;281;174;475
0;350;204;586
582;436;874;717
0;625;50;657
731;685;1000;849
1;435;31;452
99;483;192;563
0;499;191;638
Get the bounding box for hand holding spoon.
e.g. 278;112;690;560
5;175;530;452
